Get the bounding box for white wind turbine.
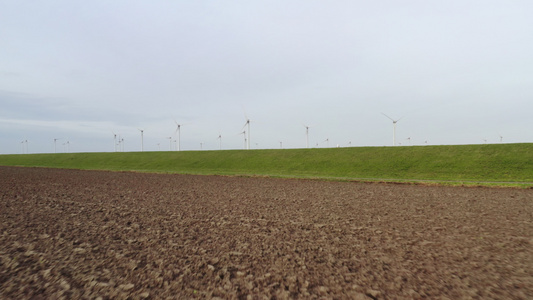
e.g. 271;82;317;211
382;113;402;146
242;116;251;150
167;137;172;151
111;131;118;152
217;133;222;150
62;139;70;153
54;138;61;153
239;106;254;150
174;121;187;151
138;128;144;152
303;124;311;148
240;130;247;149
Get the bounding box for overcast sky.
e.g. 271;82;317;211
1;1;532;154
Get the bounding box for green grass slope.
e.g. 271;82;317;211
1;143;532;185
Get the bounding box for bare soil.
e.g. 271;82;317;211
1;166;532;299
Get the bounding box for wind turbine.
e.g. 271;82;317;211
138;129;144;152
498;133;503;143
217;133;222;150
174;121;186;151
240;130;247;149
62;140;69;153
111;131;118;152
167;137;172;151
242;117;251;150
382;113;402;146
54;138;61;153
116;135;124;152
303;124;311;148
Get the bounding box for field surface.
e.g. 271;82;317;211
1;166;532;299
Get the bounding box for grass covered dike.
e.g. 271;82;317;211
1;143;532;187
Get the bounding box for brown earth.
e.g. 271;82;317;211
1;166;532;299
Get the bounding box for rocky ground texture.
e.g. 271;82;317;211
1;166;532;299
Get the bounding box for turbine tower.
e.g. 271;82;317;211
174;121;184;151
241;131;250;149
62;140;70;153
138;129;144;152
242;118;250;150
382;113;402;146
303;124;311;148
217;133;222;150
54;138;60;153
21;140;28;154
240;106;252;150
111;131;117;152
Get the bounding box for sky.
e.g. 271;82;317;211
1;1;532;154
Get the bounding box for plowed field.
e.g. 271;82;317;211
1;166;532;299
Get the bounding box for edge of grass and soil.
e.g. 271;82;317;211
1;143;532;188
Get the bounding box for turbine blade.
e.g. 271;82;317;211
381;113;394;121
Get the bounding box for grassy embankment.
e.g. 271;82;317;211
1;143;532;187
